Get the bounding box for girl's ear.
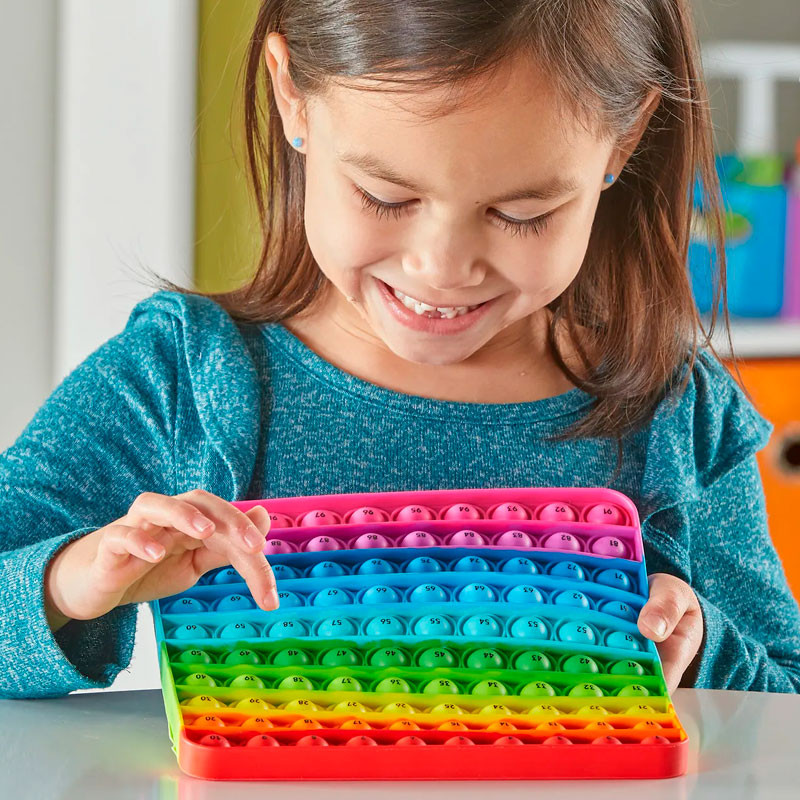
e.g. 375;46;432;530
604;88;662;185
264;32;308;143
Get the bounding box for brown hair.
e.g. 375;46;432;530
153;0;736;473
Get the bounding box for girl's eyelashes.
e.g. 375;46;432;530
352;185;554;238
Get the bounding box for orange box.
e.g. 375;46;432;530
725;358;800;599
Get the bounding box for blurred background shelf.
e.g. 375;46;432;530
708;319;800;358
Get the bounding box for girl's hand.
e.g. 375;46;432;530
44;489;279;626
637;573;704;692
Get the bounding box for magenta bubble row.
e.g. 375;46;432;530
264;501;628;530
264;530;631;560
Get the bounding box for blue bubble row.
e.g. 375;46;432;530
168;585;637;623
199;557;634;592
167;613;643;651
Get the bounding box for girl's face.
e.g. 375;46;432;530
267;35;650;369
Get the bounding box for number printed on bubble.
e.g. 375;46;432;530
150;486;688;780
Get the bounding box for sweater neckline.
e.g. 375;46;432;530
262;322;596;424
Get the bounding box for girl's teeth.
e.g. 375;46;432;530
391;286;478;318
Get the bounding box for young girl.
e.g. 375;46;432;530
2;0;798;699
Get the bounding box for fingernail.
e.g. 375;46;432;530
193;516;214;533
643;614;667;637
145;543;164;559
244;528;263;549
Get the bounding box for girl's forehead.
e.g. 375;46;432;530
310;68;606;195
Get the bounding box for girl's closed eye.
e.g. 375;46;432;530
351;184;555;238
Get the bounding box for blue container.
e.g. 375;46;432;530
689;154;787;317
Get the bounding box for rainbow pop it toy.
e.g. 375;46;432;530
151;487;688;780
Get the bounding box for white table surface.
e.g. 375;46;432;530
1;687;798;799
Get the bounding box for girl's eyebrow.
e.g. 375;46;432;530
337;149;579;203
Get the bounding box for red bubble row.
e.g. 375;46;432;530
194;731;671;748
264;501;629;530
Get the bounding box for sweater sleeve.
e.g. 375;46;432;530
0;300;179;698
638;348;800;692
645;454;800;692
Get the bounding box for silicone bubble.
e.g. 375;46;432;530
408;583;449;604
547;561;585;581
272;564;300;580
266;512;293;528
215;622;257;643
456;582;496;603
309;561;347;579
172;624;209;640
299;509;340;527
315;617;358;637
509;616;549;640
448;529;486;547
461;615;502;637
263;538;296;555
321;647;361;667
500;557;539;575
584;503;626;525
346;736;378;746
561;654;600;674
543;532;583;551
271;648;311;667
353;532;390;549
504;585;544;604
494;530;534;548
417;647;458;669
305;535;342;552
590;536;629;559
357;558;395;576
268;619;309;639
347;506;389;525
360;585;402;605
312;587;352;607
369;647;410;668
594;568;631;590
404;556;442;573
396;736;426;746
296;735;328;746
247;734;280;747
609;659;646;677
199;734;230;747
463;648;503;669
275;591;304;609
210;568;241;585
400;530;439;548
183;673;217;687
493;736;523;746
223;649;263;666
422;678;460;695
537;502;578;522
519;681;556;697
215;594;255;613
375;677;413;693
553;590;591;610
413;615;454;636
490;502;530;520
279;674;316;691
442;503;482;521
556;621;597;645
327;675;363;692
177;649;214;665
600;600;636;621
394;504;437;522
168;598;206;614
452;555;491;573
605;631;641;650
514;650;553;671
444;736;476;746
228;674;266;690
365;616;407;636
471;679;508;696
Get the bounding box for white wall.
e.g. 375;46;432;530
0;0;198;693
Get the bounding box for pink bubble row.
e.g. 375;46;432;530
264;529;631;560
265;501;628;530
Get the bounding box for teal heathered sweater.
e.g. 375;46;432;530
1;289;798;698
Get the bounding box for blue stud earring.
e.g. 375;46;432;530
604;173;615;184
292;136;304;148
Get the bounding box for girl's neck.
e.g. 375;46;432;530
281;294;586;404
